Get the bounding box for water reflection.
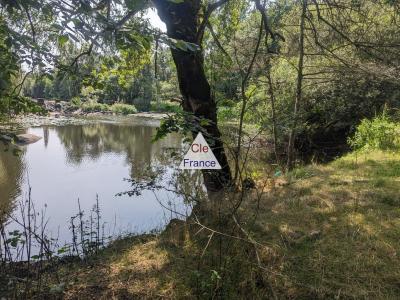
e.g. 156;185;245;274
0;146;24;219
55;123;182;179
0;120;188;243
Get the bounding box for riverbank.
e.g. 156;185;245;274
1;111;170;129
2;149;399;298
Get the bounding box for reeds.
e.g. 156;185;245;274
0;189;109;297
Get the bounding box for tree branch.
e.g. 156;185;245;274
206;21;231;59
196;0;230;44
22;5;36;43
69;43;94;67
254;0;285;44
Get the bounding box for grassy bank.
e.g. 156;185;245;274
3;150;400;299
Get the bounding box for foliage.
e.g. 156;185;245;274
110;103;137;115
1;0;399;156
150;101;181;113
0;95;45;115
81;102;110;113
0;18;44;116
79;101;137;115
152;111;214;146
0;18;18;99
217;106;236;122
348;114;400;151
71;96;81;107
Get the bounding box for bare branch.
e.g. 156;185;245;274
206;21;231;59
254;0;285;44
69;43;94;67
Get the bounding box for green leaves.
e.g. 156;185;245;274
116;30;152;51
348;114;400;151
162;36;201;53
124;0;148;11
199;118;210;127
6;230;23;247
152;111;216;148
58;34;69;46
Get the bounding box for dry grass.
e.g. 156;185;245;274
47;234;194;299
36;150;400;299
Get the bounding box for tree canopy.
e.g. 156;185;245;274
1;0;399;172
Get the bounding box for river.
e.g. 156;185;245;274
0;117;193;251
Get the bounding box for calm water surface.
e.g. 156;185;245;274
0;118;190;245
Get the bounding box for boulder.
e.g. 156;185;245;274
55;103;62;111
15;133;42;145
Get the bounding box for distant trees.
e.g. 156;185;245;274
1;0;400;173
22;43;180;112
205;0;400;165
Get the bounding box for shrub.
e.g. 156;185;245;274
348;114;400;151
150;101;182;113
71;96;81;107
81;102;110;113
110;103;137;115
217;106;236;122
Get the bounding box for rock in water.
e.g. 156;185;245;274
15;133;42;145
0;134;13;142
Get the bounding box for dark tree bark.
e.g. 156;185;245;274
153;0;232;191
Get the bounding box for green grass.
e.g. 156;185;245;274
256;150;400;298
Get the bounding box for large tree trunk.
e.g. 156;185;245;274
153;0;232;191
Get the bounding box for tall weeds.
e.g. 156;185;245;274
0;189;108;297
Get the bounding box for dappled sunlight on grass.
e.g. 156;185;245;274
244;150;400;298
107;240;169;295
55;235;193;299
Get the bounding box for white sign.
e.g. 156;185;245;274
179;132;222;169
